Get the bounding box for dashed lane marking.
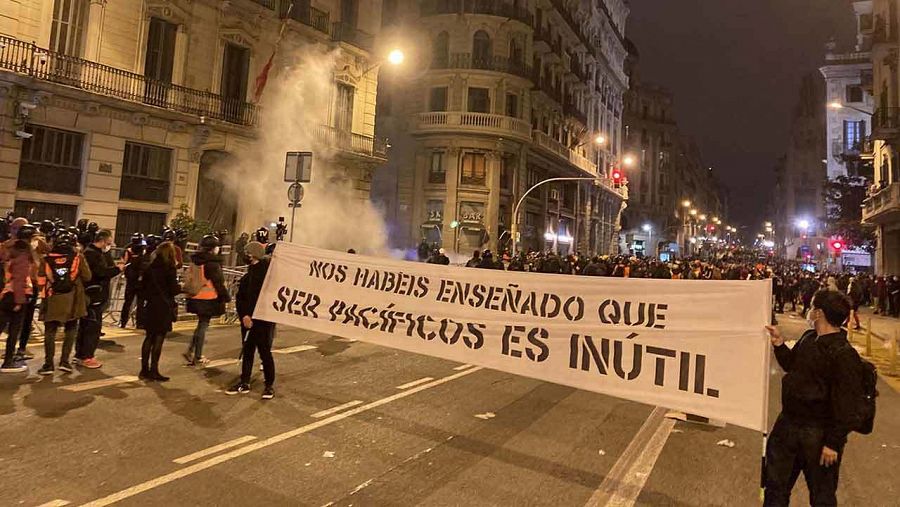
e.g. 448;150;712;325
78;367;484;507
273;345;317;354
311;400;364;419
453;364;476;371
395;377;435;390
60;376;139;392
172;436;258;465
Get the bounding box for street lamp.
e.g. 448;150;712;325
828;101;874;116
642;223;653;258
689;209;698;216
699;214;707;221
622;155;636;167
387;49;405;65
594;134;607;146
682;200;691;208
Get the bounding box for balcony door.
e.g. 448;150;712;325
332;83;355;132
220;43;250;123
143;17;177;107
49;0;89;83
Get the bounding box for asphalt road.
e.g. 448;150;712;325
1;311;898;506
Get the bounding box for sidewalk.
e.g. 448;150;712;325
848;307;900;392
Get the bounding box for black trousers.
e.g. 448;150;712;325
76;305;103;360
1;308;25;366
17;295;37;351
141;331;167;373
44;320;79;365
120;281;143;328
764;416;840;506
240;323;275;387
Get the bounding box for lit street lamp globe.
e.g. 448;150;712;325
388;49;405;65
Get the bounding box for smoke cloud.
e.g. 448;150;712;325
207;42;390;256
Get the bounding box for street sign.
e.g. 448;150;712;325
284;152;312;182
288;182;304;204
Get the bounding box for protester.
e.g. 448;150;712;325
763;290;862;506
184;234;230;366
75;229;121;369
38;233;91;375
0;238;36;373
13;224;45;362
139;242;181;382
465;250;481;268
226;241;276;399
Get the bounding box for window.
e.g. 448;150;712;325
341;0;358;27
115;210;167;248
460;152;487;185
382;0;397;26
14;200;78;225
333;83;354;131
143;17;177;106
429;152;446;183
467;87;490;113
505;93;519;118
473;30;492;68
50;0;88;56
120;142;172;202
844;120;866;149
509;38;523;67
429;87;448;112
500;156;514;191
221;43;250;122
432;32;449;68
845;85;864;104
426;199;444;222
18;125;84;195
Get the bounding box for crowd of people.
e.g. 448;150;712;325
0;217;279;400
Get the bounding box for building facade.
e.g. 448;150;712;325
866;0;900;275
621;48;727;259
0;0;386;246
373;0;629;257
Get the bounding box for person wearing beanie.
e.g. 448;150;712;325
226;241;276;399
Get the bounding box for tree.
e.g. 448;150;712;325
822;175;875;253
169;203;212;242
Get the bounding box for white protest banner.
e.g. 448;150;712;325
253;243;773;432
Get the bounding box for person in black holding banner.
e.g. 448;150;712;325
226;241;276;399
764;289;870;506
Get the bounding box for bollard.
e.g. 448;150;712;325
865;319;873;357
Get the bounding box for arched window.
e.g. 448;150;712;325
432;31;449;68
509;38;523;67
473;30;492;69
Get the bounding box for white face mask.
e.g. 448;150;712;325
102;243;112;253
30;239;39;249
806;309;818;329
212;246;220;255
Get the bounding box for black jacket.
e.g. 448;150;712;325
139;256;180;335
83;243;121;304
236;258;270;320
774;329;862;450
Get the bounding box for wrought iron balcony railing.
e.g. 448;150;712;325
0;35;258;126
331;22;374;51
872;107;900;137
431;53;532;81
316;125;387;160
279;3;331;34
420;0;533;26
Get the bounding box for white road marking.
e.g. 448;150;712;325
36;500;71;507
79;367;483;507
395;377;434;390
453;364;476;371
172;436;258;465
311;400;364;419
273;345;317;354
585;407;675;507
60;376;139;392
203;359;239;369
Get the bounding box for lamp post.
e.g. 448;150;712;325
642;223;653;258
510;177;604;254
827;101;874;117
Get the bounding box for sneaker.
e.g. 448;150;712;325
16;349;34;360
38;364;54;376
259;363;264;372
196;357;210;367
58;361;73;373
225;383;250;395
81;357;102;369
149;372;170;382
71;358;81;366
182;351;193;364
262;386;275;400
0;361;27;373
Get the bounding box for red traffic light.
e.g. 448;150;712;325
831;240;844;251
611;169;623;181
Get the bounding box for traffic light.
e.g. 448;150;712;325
830;240;844;252
611;168;623;187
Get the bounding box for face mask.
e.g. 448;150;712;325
30;239;39;249
212;246;220;255
102;243;112;253
806;309;818;329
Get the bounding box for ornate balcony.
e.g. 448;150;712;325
414;111;532;142
532;130;597;175
432;53;532;81
872;108;900;140
420;0;533;27
0;35;258;126
331;22;374;51
279;3;331;34
316;125;388;161
863;182;900;224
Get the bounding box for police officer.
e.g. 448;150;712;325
120;233;146;329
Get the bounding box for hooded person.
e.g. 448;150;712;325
0;239;37;373
226;241;277;399
183;234;230;366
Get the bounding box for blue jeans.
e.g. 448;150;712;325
187;316;211;361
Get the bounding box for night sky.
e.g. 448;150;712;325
626;0;857;229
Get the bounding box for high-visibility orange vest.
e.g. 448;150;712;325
190;265;218;300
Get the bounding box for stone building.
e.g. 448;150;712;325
622;46;727;259
865;0;900;275
0;0;386;245
373;0;629;257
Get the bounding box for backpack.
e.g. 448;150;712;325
182;264;206;297
824;339;878;435
46;253;78;295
